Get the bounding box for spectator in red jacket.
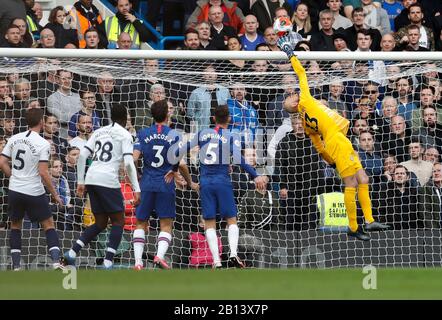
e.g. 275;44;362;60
189;216;223;268
186;0;245;34
119;165;137;231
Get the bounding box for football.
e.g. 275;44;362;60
273;17;293;37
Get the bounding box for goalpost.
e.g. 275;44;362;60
0;49;441;270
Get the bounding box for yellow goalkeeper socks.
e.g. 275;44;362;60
344;187;358;232
358;184;375;224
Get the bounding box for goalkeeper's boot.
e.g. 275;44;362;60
153;256;171;270
347;227;371;241
228;256;246;269
52;262;66;271
212;262;222;269
61;251;76;267
365;221;390;232
133;264;144;271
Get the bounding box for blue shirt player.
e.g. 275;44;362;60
132;99;195;270
184;105;268;268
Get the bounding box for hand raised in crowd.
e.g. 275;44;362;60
124;12;137;23
254;175;269;192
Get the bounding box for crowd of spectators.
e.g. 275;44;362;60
0;0;441;234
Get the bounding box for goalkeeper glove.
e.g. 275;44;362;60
277;34;296;59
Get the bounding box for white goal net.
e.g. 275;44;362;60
0;49;441;269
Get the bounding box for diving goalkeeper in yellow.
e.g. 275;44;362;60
277;34;390;240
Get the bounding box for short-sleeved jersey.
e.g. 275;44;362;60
290;57;350;142
186;126;257;184
2;130;50;196
134;124;179;193
83;122;134;188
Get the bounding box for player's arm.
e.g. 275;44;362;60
0;140;12;177
231;133;268;191
76;145;92;197
178;160;199;191
0;155;11;177
123;136;141;206
277;35;311;98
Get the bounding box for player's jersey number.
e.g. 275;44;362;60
305;113;319;132
151;145;164;168
93;141;113;162
203;142;218;165
13;149;26;170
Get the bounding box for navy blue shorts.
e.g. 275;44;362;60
87;185;124;215
8;190;52;223
135;191;176;220
200;183;237;220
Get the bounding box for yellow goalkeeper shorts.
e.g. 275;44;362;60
324;132;362;178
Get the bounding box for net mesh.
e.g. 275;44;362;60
0;54;441;269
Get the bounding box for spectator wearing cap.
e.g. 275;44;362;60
332;31;350;51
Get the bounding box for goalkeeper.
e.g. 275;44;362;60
277;33;390;240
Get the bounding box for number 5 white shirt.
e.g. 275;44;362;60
1;130;50;196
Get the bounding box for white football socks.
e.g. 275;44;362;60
205;228;220;264
133;229;146;266
228;224;239;258
156;231;172;259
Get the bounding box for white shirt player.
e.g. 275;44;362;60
79;122;136;189
1;130;50;196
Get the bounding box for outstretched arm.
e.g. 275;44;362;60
277;34;311;98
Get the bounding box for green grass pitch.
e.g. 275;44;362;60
1;268;442;299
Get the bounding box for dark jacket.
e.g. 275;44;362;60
419;180;442;229
238;189;281;230
344;25;381;51
250;0;292;33
310;30;336;51
375;181;420;229
44;22;79;48
97;10;152;48
0;0;26;36
381;133;411;163
274;132;323;193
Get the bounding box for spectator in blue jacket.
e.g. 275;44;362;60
68;89;101;139
227;82;260;146
186;64;230;130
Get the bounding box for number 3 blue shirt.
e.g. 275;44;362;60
134;124;180;193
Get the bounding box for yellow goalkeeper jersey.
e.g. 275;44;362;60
290;56;349;143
